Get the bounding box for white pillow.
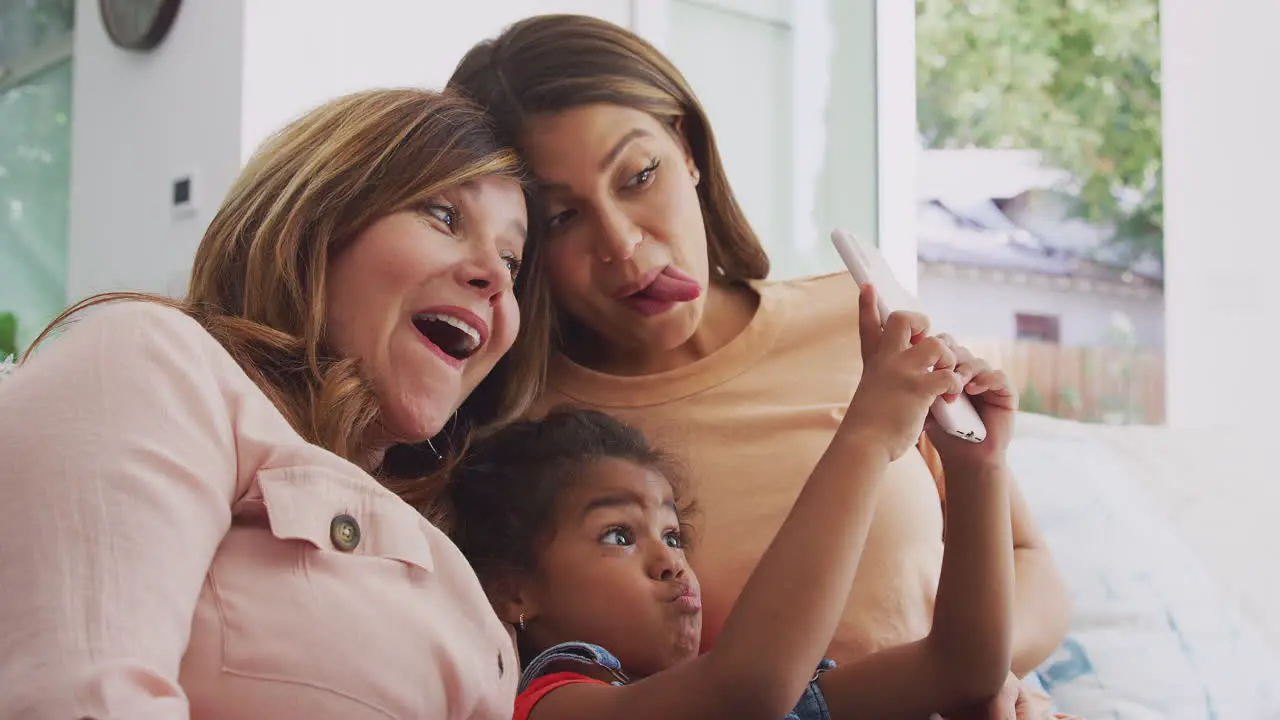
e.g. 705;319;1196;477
1008;431;1280;719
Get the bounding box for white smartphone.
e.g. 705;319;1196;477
830;229;987;444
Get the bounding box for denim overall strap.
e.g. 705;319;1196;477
518;641;630;694
785;658;839;720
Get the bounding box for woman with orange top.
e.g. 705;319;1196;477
449;14;1072;719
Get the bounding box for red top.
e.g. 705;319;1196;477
512;672;609;720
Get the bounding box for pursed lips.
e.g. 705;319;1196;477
667;581;702;612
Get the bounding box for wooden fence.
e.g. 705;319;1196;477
961;340;1165;425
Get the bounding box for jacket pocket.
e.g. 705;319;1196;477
253;465;434;572
208;464;445;717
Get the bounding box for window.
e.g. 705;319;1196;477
666;0;882;280
1015;313;1061;343
0;0;75;354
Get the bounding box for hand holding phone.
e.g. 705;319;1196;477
843;303;966;461
831;229;987;444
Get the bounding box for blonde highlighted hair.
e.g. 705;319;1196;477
26;88;544;515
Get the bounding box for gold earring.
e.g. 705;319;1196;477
518;612;527;631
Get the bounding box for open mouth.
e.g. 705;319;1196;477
413;312;482;361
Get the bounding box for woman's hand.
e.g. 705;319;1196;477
925;334;1018;471
846;284;963;462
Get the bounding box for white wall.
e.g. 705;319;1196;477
67;0;906;299
239;0;631;163
68;0;628;300
649;0;916;282
68;0;245;298
669;0;794;266
918;273;1165;349
1161;0;1280;428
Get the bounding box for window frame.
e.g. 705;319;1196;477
0;28;72;94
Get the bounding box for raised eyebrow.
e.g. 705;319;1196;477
598;128;652;172
535;179;569;193
449;188;527;246
536;127;654;193
580;492;645;519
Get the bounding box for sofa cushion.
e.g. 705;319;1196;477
1009;416;1280;719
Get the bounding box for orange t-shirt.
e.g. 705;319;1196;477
531;272;946;663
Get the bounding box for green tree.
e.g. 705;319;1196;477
1;0;75;353
0;312;17;360
916;0;1163;263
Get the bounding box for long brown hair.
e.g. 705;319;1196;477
447;14;770;293
24;89;541;514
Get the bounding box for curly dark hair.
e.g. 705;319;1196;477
447;406;695;587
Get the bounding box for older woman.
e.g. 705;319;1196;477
0;89;543;719
450;14;1071;719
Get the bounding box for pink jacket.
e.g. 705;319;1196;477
0;302;517;719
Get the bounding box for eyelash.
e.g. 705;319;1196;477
627;157;661;188
600;525;683;549
501;253;522;280
424;203;457;230
423;203;521;280
544;157;661;231
601;526;633;546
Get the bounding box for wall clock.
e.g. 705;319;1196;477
100;0;182;51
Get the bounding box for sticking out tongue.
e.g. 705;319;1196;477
639;266;703;302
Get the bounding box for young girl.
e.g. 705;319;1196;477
449;303;1018;720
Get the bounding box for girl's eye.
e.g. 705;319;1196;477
502;253;522;280
625;158;661;189
546;208;577;231
662;530;683;549
424;204;457;229
601;527;634;547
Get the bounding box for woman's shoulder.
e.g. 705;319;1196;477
761;271;858;307
766;270;859;296
75;298;206;336
17;300;236;388
757;271;860;334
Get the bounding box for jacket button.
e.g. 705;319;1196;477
330;513;361;551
